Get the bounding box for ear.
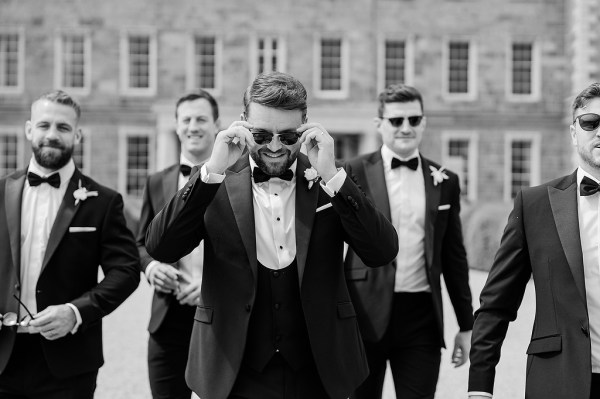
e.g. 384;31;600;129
214;118;221;132
74;128;83;145
421;116;427;130
240;112;246;121
570;123;578;146
25;121;33;142
373;117;382;128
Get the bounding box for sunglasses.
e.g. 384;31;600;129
251;130;301;146
574;113;600;132
384;116;424;128
0;295;36;329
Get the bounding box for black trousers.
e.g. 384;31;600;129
228;353;329;399
148;301;196;399
0;334;97;399
591;373;600;398
353;292;441;399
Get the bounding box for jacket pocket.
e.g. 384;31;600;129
194;306;213;324
526;334;561;355
345;269;368;281
337;301;356;319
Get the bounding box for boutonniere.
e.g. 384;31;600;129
73;179;99;205
429;165;449;186
304;167;320;190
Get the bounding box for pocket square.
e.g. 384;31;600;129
437;204;451;211
316;203;333;213
69;226;97;233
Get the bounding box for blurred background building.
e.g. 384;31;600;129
0;0;597;268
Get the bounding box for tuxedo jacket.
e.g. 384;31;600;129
0;168;140;378
145;153;399;399
137;163;183;333
344;150;473;346
469;172;592;399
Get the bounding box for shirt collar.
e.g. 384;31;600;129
180;153;196;168
27;157;75;189
381;145;420;171
249;156;297;185
577;167;600;186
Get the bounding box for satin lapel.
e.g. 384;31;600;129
41;170;81;272
295;156;320;286
421;157;440;269
363;153;391;221
5;171;26;282
161;167;179;208
225;158;257;280
548;179;586;304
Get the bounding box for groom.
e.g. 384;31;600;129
146;71;399;399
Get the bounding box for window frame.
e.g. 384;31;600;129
503;132;541;201
442;38;478;101
377;34;415;93
249;35;287;82
186;34;222;96
118;127;155;198
54;29;92;96
441;131;479;202
313;35;349;99
506;40;541;102
0;127;24;176
0;26;25;95
120;30;157;96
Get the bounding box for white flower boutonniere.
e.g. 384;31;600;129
73;179;99;206
429;165;449;186
304;167;320;190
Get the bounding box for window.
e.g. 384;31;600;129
0;29;23;93
0;130;21;177
444;40;477;100
121;32;156;95
55;32;91;94
442;132;478;201
250;36;286;80
72;131;90;174
384;40;405;87
331;133;360;161
119;129;153;197
508;41;540;101
504;133;540;200
188;35;222;93
314;37;348;98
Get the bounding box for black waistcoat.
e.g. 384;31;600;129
243;259;312;371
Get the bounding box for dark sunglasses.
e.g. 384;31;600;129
0;295;36;328
384;116;424;128
574;113;600;132
251;130;301;146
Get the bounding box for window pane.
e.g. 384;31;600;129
448;139;470;197
257;37;279;74
332;133;359;160
195;36;216;89
0;33;20;87
0;134;18;177
385;40;405;87
320;39;342;91
128;35;151;89
448;42;469;94
512;42;533;95
72;134;84;170
126;136;149;196
62;34;86;88
510;140;532;198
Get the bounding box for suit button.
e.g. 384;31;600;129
36;290;42;294
274;303;280;310
245;304;252;312
582;325;590;336
272;271;280;278
275;334;282;342
14;284;20;291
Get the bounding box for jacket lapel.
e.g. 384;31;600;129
421;157;441;270
5;170;26;282
41;170;82;272
161;165;179;208
548;172;586;304
225;156;257;280
363;151;391;220
295;154;320;286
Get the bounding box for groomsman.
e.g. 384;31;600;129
469;83;600;399
145;71;399;399
137;90;220;399
0;90;140;398
345;84;474;399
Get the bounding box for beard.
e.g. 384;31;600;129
32;140;73;170
250;146;299;176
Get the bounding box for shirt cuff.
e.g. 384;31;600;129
66;303;82;334
320;168;346;197
145;260;160;284
201;164;225;184
468;392;493;398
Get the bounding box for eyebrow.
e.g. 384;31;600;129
251;129;298;135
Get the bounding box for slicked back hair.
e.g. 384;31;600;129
34;90;81;122
572;83;600;122
175;89;220;121
377;84;424;118
243;71;307;120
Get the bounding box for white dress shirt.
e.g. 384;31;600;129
20;157;81;332
381;145;430;293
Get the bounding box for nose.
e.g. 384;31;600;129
46;124;60;139
399;118;412;133
267;135;283;151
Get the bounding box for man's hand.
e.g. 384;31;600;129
205;121;254;175
176;277;202;306
28;304;76;341
149;263;181;294
452;330;472;367
298;123;338;183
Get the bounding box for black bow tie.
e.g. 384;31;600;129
391;157;418;171
253;168;294;184
580;176;600;196
27;172;61;188
180;164;192;177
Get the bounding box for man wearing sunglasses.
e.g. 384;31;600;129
345;84;474;399
137;90;220;399
0;90;140;398
468;82;600;399
145;71;399;399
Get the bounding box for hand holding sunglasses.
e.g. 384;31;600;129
297;123;339;183
28;304;78;341
205;120;254;175
574;113;600;132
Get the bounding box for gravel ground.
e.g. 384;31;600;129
95;269;535;399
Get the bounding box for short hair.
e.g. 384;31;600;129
377;84;424;118
243;71;308;120
175;89;219;121
572;83;600;122
34;90;81;121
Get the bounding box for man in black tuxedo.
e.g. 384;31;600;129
468;84;600;399
0;90;140;398
137;90;220;399
345;84;474;399
145;71;399;399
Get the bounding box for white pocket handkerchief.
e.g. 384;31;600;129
316;203;333;213
69;226;97;233
437;204;451;211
